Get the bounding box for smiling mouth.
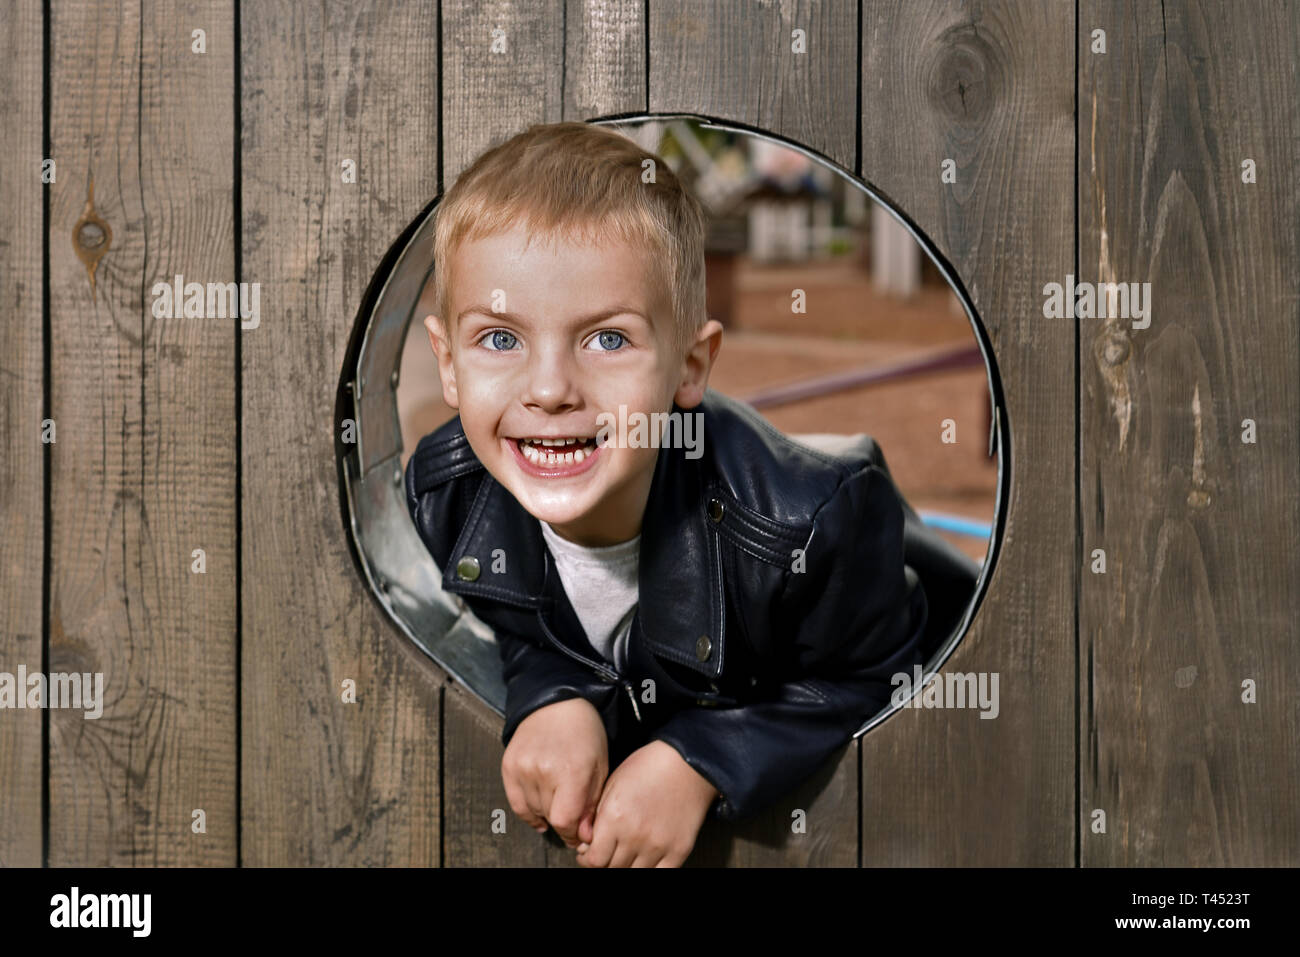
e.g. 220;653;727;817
512;436;599;466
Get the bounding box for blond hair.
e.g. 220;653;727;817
431;121;707;356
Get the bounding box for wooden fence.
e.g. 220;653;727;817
1;0;1295;866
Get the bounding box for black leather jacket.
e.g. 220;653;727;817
404;388;938;822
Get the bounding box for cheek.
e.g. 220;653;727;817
613;443;660;477
596;370;668;407
449;379;504;441
459;415;496;458
452;354;516;401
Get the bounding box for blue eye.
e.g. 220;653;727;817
481;330;519;351
590;330;626;351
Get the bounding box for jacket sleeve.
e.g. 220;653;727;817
649;462;928;822
495;628;620;748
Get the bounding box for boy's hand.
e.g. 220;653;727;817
501;697;608;848
576;740;718;868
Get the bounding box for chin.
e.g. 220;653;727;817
513;490;598;529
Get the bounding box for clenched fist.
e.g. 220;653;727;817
501;696;608;848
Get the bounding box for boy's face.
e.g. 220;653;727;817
425;222;722;547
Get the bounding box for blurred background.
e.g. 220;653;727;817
397;118;997;562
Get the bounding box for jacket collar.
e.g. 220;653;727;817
441;422;725;679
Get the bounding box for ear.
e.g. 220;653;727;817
424;314;460;409
673;319;724;409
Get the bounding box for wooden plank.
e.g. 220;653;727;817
46;0;238;865
240;0;442;866
443;687;548;866
441;0;565;184
436;0;567;867
687;744;858;867
564;0;646;119
0;0;44;868
649;0;861;865
858;1;1076;865
1079;0;1300;865
649;0;858;170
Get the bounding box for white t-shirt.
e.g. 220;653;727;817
538;520;639;674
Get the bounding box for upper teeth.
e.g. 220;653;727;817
519;436;593;467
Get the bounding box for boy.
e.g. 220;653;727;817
404;121;930;867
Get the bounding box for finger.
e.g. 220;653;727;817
583;765;606;830
523;772;554;834
607;838;639;869
582;822;617;869
575;775;604;846
522;774;553;832
503;771;548;832
547;782;590;847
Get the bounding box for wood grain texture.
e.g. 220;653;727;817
0;0;45;868
687;743;859;867
442;686;548;866
240;0;442;866
15;0;1296;871
441;0;565;185
564;0;646;119
46;0;237;865
437;0;566;867
858;1;1076;865
1079;0;1300;865
649;0;858;170
648;0;862;865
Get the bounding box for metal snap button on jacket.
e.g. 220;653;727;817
456;555;481;581
696;634;712;661
707;498;724;522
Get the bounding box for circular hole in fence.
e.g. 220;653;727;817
337;114;1008;745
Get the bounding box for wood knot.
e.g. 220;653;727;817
1098;330;1131;367
926;25;1002;126
77;221;107;248
73;173;112;302
49;630;98;676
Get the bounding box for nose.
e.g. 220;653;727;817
519;340;581;413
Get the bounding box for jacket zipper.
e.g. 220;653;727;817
623;680;642;722
536;550;643;725
535;608;642;724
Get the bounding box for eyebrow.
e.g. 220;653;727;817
456;305;651;328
